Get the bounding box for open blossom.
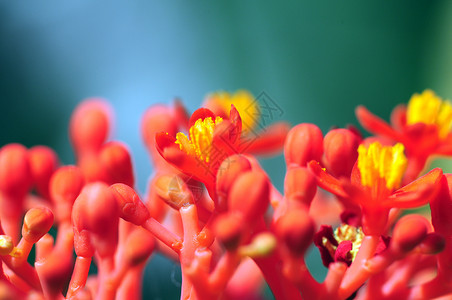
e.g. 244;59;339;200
309;141;443;235
356;89;452;181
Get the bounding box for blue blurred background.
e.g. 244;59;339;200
2;1;452;298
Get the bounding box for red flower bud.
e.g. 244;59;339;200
0;143;32;198
275;208;315;256
213;212;244;250
109;183;150;226
124;227;155;266
323;128;360;177
392;215;428;253
216;155;252;211
72;183;119;258
284;123;323;167
28;146;59;199
284;166;317;207
70;99;112;157
22;207;54;244
99;141;134;187
154;174;195;210
50;166;85;223
228;171;270;222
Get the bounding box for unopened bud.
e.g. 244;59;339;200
213;213;244;250
0;235;14;255
275;208;315;256
239;232;277;258
216;155;251;211
50;166;85;223
392;215;428;254
154;175;194;210
0;143;32;198
29;146;59;199
323;128;360;177
124;227;155;266
228;171;270;222
110;183;150;225
69;99;112;157
419;232;445;255
284;123;323;167
284;166;317;206
99;141;134;187
22;207;54;244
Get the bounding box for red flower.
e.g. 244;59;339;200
309;141;443;235
356;90;452;181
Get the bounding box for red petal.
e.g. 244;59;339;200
240;122;290;155
189;108;216;128
355;106;404;141
335;241;353;266
229;105;242;140
307;161;348;199
390;104;407;131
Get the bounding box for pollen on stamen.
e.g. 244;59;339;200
406;89;452;138
175;116;223;163
357;142;407;191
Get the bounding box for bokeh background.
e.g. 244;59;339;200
2;1;452;299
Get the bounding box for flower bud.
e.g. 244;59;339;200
109;183;150;226
29;146;59;199
238;232;277;258
49;166;85;223
0;143;32;198
70;99;112;157
284;166;317;207
323;128;360;177
216;154;251;211
419;232;445;255
392;215;428;254
284;123;323;167
124;227;155;266
99;141;134;187
22;207;54;244
72;183;119;258
154;174;194;210
0;235;14;255
213;213;244;250
275;208;315;256
141;105;179;152
228;171;270;222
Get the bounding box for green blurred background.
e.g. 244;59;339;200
2;1;452;299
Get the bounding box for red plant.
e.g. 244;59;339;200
0;90;452;300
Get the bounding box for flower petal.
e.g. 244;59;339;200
307;161;348;199
356;106;404;141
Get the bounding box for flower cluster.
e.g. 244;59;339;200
1;89;452;299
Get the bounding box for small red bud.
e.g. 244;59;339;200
216;155;251;211
50;166;85;223
154;175;194;210
69;99;112;157
323;128;360;177
213;213;244;250
109;183;150;226
284;123;323;167
275;208;315;256
228;171;270;222
124;228;155;266
392;215;428;253
72;183;119;258
29;146;59;199
0;143;32;198
22;207;54;244
99;141;134;187
284;166;317;207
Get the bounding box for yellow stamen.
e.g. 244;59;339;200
406;90;452;138
357;142;407;191
0;235;21;257
322;224;364;262
175;116;223;163
207;90;259;132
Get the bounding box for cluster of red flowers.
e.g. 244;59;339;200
1;89;452;299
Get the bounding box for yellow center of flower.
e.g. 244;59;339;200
175;116;223;163
322;224;364;262
357;142;407;191
208;90;259;132
406;89;452;139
